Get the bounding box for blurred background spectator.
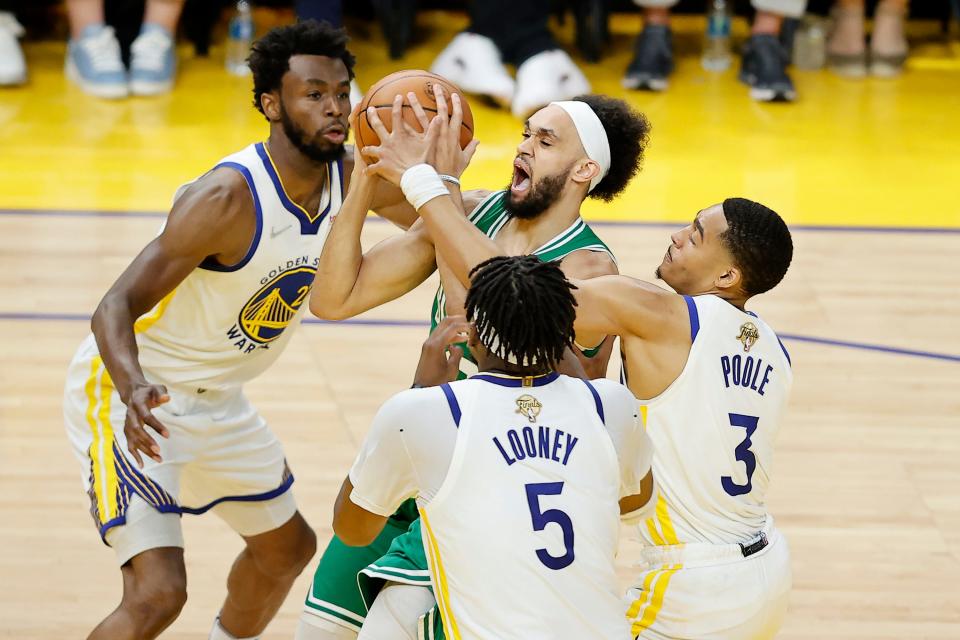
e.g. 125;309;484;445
827;0;908;77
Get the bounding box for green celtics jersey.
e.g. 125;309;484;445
429;190;614;374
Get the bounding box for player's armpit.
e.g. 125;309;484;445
332;476;391;547
619;471;658;525
560;250;619;365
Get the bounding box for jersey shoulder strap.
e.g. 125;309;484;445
468;190;510;236
536;219;615;263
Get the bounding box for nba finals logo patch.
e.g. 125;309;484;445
230;266;316;352
736;322;760;352
516;394;542;423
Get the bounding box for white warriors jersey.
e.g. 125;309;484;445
122;142;341;389
636;294;793;547
419;374;647;639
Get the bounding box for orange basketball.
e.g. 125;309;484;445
355;70;474;156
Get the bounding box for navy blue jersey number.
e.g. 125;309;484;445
721;413;759;496
525;481;575;570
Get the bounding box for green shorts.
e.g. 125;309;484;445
302;499;419;632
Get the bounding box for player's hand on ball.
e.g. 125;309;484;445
363;94;441;186
123;382;170;467
413;316;472;387
429;84;479;179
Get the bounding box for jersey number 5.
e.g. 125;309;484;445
721;413;759;496
525;482;575;570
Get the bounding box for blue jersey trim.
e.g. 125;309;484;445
255;142;333;235
198;161;264;272
179;472;295;515
440;383;462;427
683;295;700;343
470;372;560;388
580;378;605;424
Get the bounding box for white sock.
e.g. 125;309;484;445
295;612;359;640
209;617;260;640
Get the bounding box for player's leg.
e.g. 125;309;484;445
356;583;436;640
299;500;422;635
89;546;187;640
213;502;317;637
190;391;318;637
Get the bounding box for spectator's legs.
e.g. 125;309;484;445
65;0;128;98
468;0;556;67
129;0;183;96
0;4;26;85
870;0;908;76
826;0;867;77
623;0;676;91
67;0;106;39
739;0;806;101
294;1;342;27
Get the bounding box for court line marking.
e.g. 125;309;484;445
1;311;957;363
1;207;959;234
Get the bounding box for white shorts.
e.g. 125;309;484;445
625;523;791;640
63;339;298;564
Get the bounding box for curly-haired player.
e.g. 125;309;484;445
62;20;416;640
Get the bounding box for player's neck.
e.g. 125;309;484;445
505;197;582;254
478;355;551;378
264;133;329;201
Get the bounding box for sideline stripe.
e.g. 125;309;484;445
4;311;958;363
3;207;960;234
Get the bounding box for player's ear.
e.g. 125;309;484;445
571;159;600;188
261;91;281;122
716;265;742;292
466;324;481;352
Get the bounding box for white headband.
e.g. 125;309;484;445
550;100;611;193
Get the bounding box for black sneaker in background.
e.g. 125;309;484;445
622;24;673;92
739;34;797;102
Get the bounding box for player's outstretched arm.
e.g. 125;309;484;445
91;168;255;466
310;144;437;320
569;274;689;343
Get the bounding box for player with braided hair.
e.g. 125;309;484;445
331;255;655;640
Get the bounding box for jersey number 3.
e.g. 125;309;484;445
525;482;575;570
721;413;759;496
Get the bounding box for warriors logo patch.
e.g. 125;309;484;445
516;394;542;423
736;322;760;352
238;266;316;344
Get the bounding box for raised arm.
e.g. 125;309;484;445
310;145;437;320
568;274;689;342
92;168;255;466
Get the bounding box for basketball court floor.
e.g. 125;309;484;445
0;10;958;639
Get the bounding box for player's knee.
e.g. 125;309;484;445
125;578;188;631
253;518;317;578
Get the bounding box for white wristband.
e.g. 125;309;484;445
400;164;449;211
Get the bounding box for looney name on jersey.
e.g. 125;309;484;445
493;426;579;467
227;257;320;354
721;354;773;396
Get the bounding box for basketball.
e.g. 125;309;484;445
355;70;474;155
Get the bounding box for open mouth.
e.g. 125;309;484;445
321;125;346;144
511;158;531;195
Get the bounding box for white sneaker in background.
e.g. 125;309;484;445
129;23;176;96
0;12;27;86
66;24;128;99
430;31;515;107
511;49;591;119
